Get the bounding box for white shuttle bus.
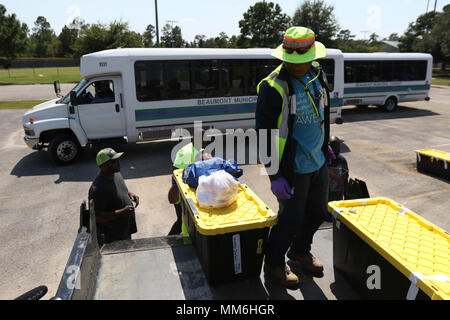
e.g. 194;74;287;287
343;52;433;111
22;48;344;164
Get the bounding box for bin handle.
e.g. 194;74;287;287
187;198;200;220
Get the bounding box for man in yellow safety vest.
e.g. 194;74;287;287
256;27;332;287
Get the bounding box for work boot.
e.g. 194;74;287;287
287;250;324;274
263;263;299;287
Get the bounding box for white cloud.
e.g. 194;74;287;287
180;18;196;23
66;5;81;26
366;5;381;31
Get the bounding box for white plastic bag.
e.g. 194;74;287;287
196;170;239;209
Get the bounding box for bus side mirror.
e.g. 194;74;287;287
69;91;78;114
54;81;61;97
70;91;78;106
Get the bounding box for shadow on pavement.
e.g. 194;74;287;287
10;140;179;183
10;137;263;183
341;105;439;123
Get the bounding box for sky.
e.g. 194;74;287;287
1;0;449;43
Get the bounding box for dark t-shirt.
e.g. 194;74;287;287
88;172;137;244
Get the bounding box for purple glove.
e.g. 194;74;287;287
327;145;336;165
271;177;292;200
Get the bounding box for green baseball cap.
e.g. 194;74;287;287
96;148;124;166
271;26;326;63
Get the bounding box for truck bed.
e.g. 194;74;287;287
55;223;361;300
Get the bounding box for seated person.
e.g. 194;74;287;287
93;81;115;103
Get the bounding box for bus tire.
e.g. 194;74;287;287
48;134;81;165
382;97;397;112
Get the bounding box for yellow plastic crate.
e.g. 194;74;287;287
329;197;450;300
415;149;450;179
415;149;450;162
173;169;277;236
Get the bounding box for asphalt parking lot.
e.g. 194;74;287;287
0;87;449;300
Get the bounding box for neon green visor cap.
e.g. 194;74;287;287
271;26;327;63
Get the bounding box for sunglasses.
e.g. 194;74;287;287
283;45;312;55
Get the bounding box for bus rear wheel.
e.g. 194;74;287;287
382;97;397;112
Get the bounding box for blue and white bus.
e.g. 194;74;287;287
343;53;433;111
23;48;344;163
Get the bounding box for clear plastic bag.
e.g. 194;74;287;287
196;170;239;209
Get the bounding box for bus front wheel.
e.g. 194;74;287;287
381;97;397;112
48;134;81;165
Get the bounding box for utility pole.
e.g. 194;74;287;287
434;0;438;12
155;0;160;47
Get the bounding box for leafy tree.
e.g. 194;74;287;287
398;11;438;52
191;32;232;48
0;4;29;67
191;34;207;47
334;29;380;53
30;16;55;57
58;18;85;57
336;29;355;42
430;4;450;70
160;24;185;48
292;0;340;48
369;33;380;44
399;8;450;70
228;35;239;48
58;25;78;56
73;20;143;58
143;24;155;47
386;33;399;41
238;1;290;48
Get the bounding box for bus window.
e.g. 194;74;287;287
248;59;280;95
380;61;394;82
392;61;406;81
222;60;247;96
135;61;164;101
344;64;355;83
165;61;191;99
406;60;427;81
317;58;335;91
192;60;221;98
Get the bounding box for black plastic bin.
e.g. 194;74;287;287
416;149;450;180
174;170;277;286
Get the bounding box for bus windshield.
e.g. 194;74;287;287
59;79;88;104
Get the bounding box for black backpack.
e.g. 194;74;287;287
345;178;370;199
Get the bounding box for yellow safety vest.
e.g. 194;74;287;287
257;62;323;164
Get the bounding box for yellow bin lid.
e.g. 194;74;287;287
415;149;450;162
173;169;277;236
329;197;450;300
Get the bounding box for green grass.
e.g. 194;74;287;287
0;100;47;110
432;78;450;86
432;68;450;86
0;67;81;85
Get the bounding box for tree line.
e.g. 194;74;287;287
1;1;449;69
